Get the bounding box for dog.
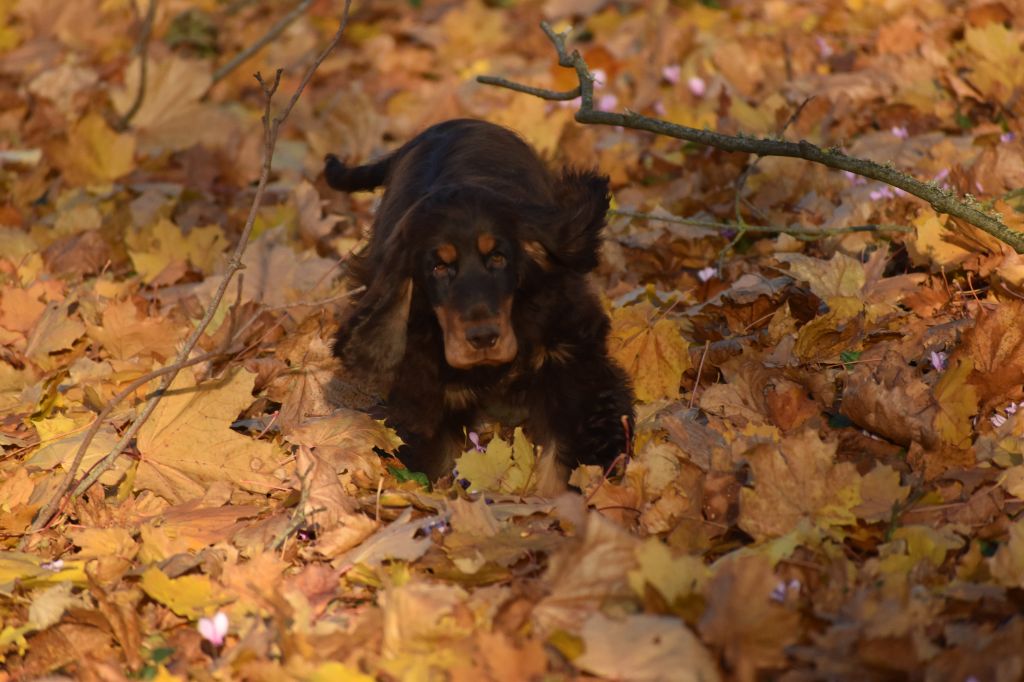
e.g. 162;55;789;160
325;119;634;482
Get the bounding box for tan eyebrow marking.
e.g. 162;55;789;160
436;243;457;264
477;233;496;256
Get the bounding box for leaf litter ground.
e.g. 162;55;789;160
3;1;1024;680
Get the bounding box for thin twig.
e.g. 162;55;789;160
26;350;225;536
116;0;158;131
479;22;1024;254
210;0;315;86
609;208;911;238
689;340;710;410
27;1;354;536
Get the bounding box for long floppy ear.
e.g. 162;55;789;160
333;212;419;392
522;169;610;273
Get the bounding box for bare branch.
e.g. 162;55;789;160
211;0;315;86
115;0;158;131
608;208;912;240
478;21;1024;254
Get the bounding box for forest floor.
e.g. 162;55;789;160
3;1;1024;680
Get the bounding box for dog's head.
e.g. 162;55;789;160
337;172;610;376
419;200;520;369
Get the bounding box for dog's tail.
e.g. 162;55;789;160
323;153;394;193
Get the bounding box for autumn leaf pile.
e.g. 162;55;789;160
3;0;1024;680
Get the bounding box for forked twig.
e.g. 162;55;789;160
479;22;1024;254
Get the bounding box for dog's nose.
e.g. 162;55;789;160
466;324;500;349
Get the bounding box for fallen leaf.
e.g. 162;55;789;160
739;430;861;541
576;613;720;682
609;302;690;402
135;368;288;504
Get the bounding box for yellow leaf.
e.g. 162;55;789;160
140;567;225;619
907;208;971;268
627;538;708;604
609;303;690;403
455;427;536;495
135;368;288;504
61;114;136;185
991;519;1024;587
127;218;227;284
778;252;866;300
933;357;979;449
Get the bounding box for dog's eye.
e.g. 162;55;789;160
433;263;452;278
487;253;507;270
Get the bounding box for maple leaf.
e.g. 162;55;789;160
134;368;289;504
739;430;862;541
57;113;136;186
932;357;979;450
576;613;721;682
139;567;227;620
699;554;801;681
609;302;690;403
454;427;538;495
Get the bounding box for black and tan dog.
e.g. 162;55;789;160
326;119;634;482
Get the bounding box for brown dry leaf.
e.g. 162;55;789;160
699;554;801;682
0;283;48;334
134;368;288;504
267;319;342;430
533;511;638;634
85;298;183;362
576;613;720;682
842;348;937;448
854;465;910;523
609;302;690;402
23;300;85;364
57;113;136;186
335;509;433;570
379;580;471;675
739;430;861;541
285;410;399;483
793;296;864;363
957;300;1024;414
110;55;235;153
194;228;337;307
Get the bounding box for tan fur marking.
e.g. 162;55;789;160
477;233;496;255
521;240;551;270
434;297;517;369
436;243;457;264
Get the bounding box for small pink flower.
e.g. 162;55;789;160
891;126;909;139
591;69;607;86
597;94;618;111
468;431;485;453
652;100;666;116
929;351;947;371
198;612;229;647
992;413;1008;428
687;76;706;98
662;64;681;84
1001;132;1015;143
869;186;895;201
697;266;718;282
815;36;834;58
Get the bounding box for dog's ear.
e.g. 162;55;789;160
521;170;609;273
334;213;418;392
